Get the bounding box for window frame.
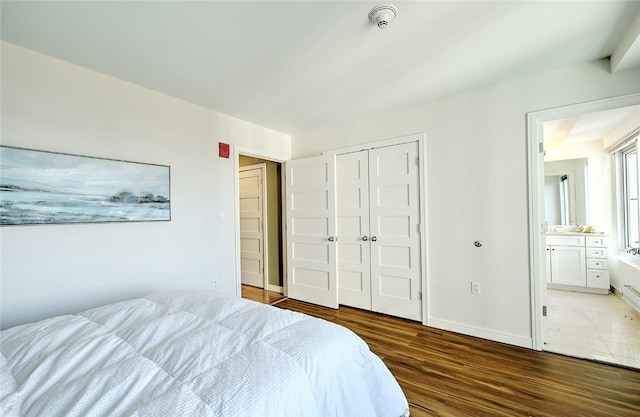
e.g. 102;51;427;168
618;138;640;252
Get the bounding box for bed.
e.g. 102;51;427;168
1;289;409;417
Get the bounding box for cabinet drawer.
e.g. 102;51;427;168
586;258;608;270
586;236;607;247
586;248;608;258
587;269;610;289
546;236;585;246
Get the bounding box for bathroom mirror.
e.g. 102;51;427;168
544;158;588;225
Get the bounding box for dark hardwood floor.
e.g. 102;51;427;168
274;298;640;417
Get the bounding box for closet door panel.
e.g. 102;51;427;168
239;166;266;288
285;154;338;309
336;151;372;310
369;142;422;321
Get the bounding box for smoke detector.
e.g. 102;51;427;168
368;4;398;29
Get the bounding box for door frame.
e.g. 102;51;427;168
322;132;429;325
527;92;640;351
239;163;268;290
234;149;286;298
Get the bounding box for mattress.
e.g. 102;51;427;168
1;289;409;417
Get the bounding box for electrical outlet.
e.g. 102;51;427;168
213;280;218;290
471;281;481;295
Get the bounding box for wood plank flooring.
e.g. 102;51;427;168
274;298;640;417
241;284;287;305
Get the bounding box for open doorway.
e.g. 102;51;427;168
237;154;286;305
528;93;640;369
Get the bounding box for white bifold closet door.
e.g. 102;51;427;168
285;154;339;309
284;141;422;320
336;150;372;310
337;141;422;321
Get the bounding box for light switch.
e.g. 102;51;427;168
218;210;224;222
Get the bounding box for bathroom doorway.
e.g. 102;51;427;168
528;93;640;369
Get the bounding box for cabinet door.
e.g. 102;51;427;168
336;151;372;310
369;142;422;321
550;246;586;286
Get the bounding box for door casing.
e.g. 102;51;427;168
234;150;286;297
526;92;640;350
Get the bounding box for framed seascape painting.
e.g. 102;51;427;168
0;146;171;225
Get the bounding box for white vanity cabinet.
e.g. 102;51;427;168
547;235;586;286
585;236;609;291
545;234;610;294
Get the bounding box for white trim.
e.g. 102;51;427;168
234;151;241;297
268;284;284;294
614;150;625;251
418;134;430;327
234;147;286;298
607;127;640;154
280;169;288;297
322;132;425;156
527;92;640;351
324;132;429;325
428;318;533;349
239;163;268;291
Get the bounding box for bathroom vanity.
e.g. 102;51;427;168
545;232;609;294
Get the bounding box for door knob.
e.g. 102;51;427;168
370;236;378;242
361;236;368;241
328;236;335;242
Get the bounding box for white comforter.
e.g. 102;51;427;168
1;290;409;417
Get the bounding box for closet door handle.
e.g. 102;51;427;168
370;236;378;242
328;236;335;242
361;236;368;241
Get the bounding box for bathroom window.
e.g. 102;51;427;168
622;143;640;250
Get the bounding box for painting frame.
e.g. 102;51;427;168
0;145;171;226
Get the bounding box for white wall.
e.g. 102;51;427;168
291;59;640;347
613;257;640;296
0;42;291;329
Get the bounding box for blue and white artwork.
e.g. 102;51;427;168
0;146;171;225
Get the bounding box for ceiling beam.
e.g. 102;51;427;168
611;11;640;73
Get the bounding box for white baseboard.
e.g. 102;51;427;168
428;317;533;349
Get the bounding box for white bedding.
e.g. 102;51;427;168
1;290;409;417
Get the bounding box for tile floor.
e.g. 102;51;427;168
545;288;640;369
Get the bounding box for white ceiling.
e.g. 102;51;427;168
544;105;640;148
2;1;640;135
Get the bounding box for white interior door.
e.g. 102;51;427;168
239;165;266;288
336;151;372;310
285;154;338;308
369;142;422;321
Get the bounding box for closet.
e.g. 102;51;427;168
286;136;424;321
336;141;422;320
